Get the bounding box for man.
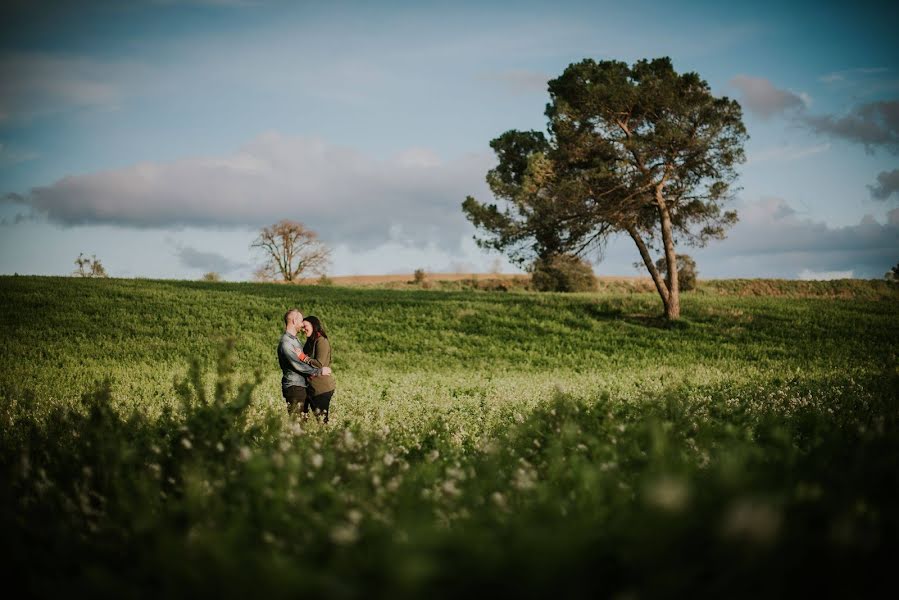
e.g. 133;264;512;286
278;308;332;415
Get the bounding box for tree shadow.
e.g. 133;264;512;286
581;301;688;330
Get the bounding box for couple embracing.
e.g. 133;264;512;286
277;308;336;423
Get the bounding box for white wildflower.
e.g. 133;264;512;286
645;476;690;512
330;523;358;545
441;480;461;497
513;467;536;491
721;499;782;544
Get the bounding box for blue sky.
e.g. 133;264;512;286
1;0;897;280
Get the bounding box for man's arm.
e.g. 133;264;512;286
281;340;330;377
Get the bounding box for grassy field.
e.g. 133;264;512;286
1;275;897;597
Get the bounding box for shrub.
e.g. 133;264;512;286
73;253;108;278
413;268;427;284
530;254;596;292
201;272;222;282
317;274;334;286
886;262;899;282
655;254;698;292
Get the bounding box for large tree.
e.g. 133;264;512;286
464;57;747;319
251;220;331;283
462;130;611;266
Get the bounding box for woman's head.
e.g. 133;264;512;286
302;315;327;339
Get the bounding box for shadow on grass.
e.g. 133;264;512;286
582;301;689;330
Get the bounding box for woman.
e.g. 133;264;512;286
298;315;336;423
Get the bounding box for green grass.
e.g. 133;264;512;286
1;275;897;597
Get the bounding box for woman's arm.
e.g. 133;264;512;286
295;339;327;368
294;347;319;366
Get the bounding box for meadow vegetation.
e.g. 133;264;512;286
1;275;896;597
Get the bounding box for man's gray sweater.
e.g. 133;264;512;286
278;332;322;393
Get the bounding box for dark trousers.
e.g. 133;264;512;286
303;390;334;423
283;385;308;416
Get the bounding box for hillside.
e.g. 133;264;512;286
312;272;898;299
0;276;897;597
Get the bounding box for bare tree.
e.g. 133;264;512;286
251;220;331;282
73;253;108;278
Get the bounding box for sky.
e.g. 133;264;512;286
0;0;897;281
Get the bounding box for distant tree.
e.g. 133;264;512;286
251;220;331;283
531;253;596;292
413;268;427;284
464;57;747;319
73;253;108;278
886;262;899;282
201;272;222;282
655;254;698;292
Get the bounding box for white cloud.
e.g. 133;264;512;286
329;235;518;276
0;142;39;167
170;242;249;274
798;269;854;280
479;69;549;94
18;132;494;251
747;143;830;164
818;67;889;84
889;207;899;226
730;75;809;119
0;52;148;121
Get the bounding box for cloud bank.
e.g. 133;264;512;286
172;243;249;273
689;197;899;278
801;100;899;154
17;133;493;250
730;74;898;155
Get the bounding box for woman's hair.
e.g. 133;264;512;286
302;315;328;354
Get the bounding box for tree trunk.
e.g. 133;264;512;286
626;225;671;313
655;190;680;321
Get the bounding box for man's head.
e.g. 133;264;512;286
284;308;303;331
